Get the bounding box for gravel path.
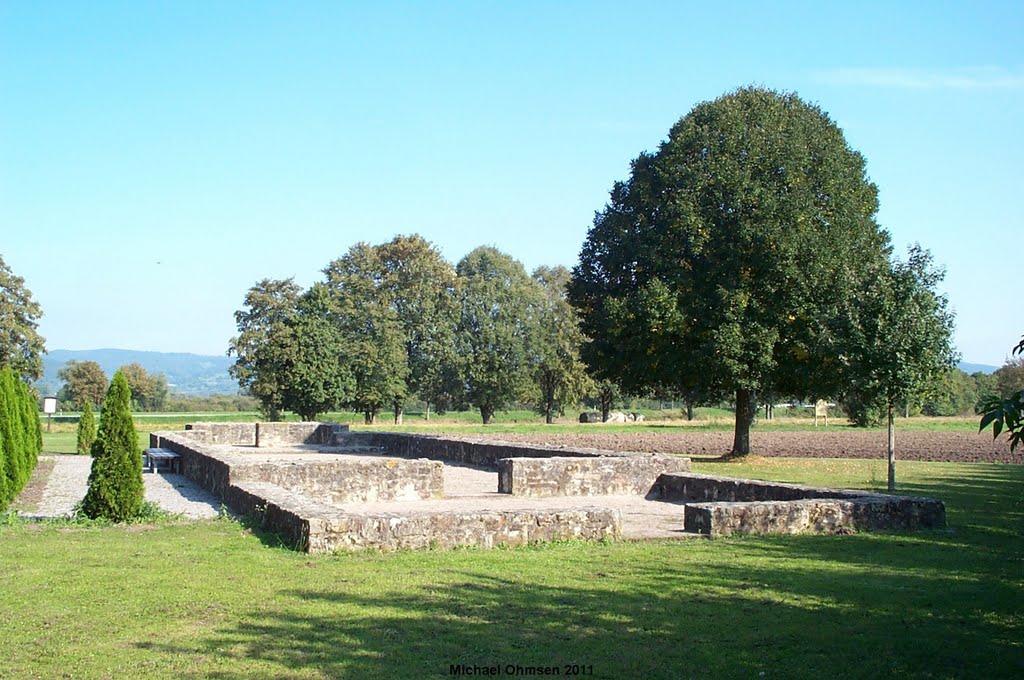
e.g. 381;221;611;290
26;455;222;520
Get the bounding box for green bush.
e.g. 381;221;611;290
76;401;96;455
0;367;41;510
82;371;144;521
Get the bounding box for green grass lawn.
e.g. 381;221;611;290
2;458;1021;678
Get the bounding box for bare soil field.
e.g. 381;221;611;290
486;429;1020;463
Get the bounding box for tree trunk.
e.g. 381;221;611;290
364;410;377;425
545;401;554;425
425;402;430;421
269;406;281;422
601;399;610;423
393;403;403;425
888;402;896;492
686;401;695;421
480;404;494;425
731;388;754;456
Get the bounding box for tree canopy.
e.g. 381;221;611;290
455;247;544;424
228;278;303;421
119;362;169;412
570;86;891;454
57;360;109;409
0;254;46;382
844;245;957;489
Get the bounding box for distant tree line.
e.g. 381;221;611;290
56;361;169;412
229;236;591;424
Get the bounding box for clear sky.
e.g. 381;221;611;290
1;1;1021;366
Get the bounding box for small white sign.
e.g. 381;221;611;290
42;397;58;414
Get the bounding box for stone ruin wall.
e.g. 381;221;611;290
656;472;946;536
153;423;946;551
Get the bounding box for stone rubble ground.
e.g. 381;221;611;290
23;455;222;520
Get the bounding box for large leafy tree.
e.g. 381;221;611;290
57;360;109;409
455;247;544;424
280;284;354;421
0;254;46;382
82;371;144;521
845;245;956;490
532;265;591;424
228;278;302;421
119;362;169;412
324;244;408;424
570;86;889;455
377;235;460;423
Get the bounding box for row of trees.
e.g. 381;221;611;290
56;361;168;411
0;367;42;510
229;236;590;425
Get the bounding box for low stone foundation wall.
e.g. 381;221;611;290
655;472;865;503
348;431;635;468
227;480;622;552
180;421;350;448
233;458;444;504
497;456;692;497
657;472;945;536
255;422;348;448
684;496;946;537
184;422;257;446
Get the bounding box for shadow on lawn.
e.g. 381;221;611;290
142;548;1023;680
139;465;1023;679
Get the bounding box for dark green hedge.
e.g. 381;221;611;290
0;367;42;510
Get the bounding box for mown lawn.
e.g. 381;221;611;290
2;458;1021;678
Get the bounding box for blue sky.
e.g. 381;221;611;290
1;1;1021;365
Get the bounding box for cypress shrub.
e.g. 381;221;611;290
17;381;40;473
76;401;96;456
82;371;144;521
0;369;25;497
0;428;8;510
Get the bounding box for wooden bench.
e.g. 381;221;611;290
144;448;181;474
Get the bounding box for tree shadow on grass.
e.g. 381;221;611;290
137;549;1023;680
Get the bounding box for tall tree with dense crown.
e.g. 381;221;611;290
57;360;109;409
377;235;460;423
82;371;144;521
280;284;354;421
0;254;46;382
228;278;302;421
532;265;591;424
324;244;409;424
570;86;890;455
455;247;544;424
845;246;956;490
119;362;169;412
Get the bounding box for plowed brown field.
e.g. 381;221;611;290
487;429;1020;463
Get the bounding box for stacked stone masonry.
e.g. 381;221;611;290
153;423;946;552
497;456;692;497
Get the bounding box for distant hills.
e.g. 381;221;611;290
959;361;999;375
38;349;237;397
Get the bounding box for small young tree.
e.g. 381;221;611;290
82;371;144;521
845;246;956;491
76;401;96;455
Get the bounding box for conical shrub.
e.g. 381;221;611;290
82;371;144;521
0;369;24;496
77;401;96;456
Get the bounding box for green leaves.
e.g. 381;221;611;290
0;255;46;383
571;86;891;452
82;371;144;521
979;336;1024;452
